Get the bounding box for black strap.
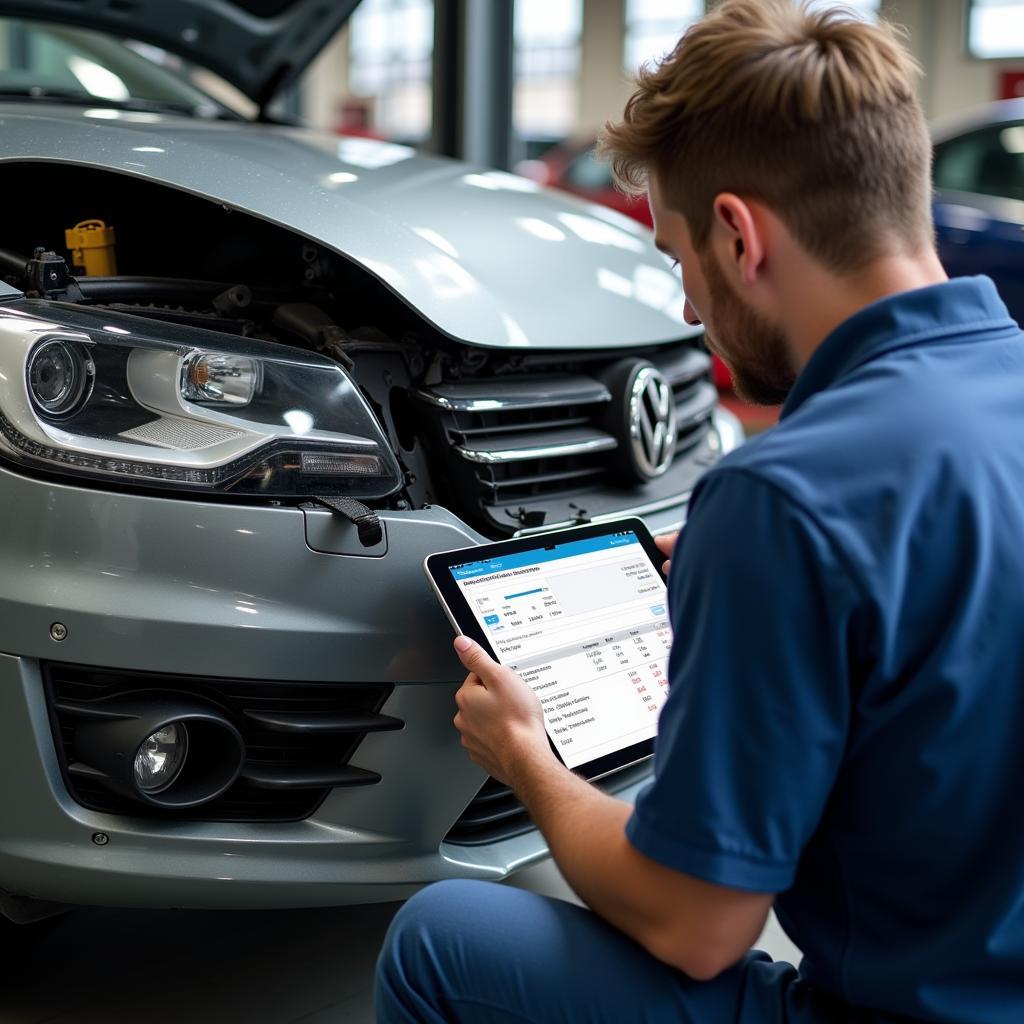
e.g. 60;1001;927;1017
310;495;383;548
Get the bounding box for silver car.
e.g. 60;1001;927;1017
0;1;740;928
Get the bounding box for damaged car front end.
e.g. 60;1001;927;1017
0;3;740;923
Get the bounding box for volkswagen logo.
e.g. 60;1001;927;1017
626;365;677;479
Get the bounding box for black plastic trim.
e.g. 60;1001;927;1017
43;662;399;823
445;759;654;846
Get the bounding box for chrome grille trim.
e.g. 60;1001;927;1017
674;382;720;437
417;374;612;412
456;429;618;464
655;348;712;388
455;414;592;439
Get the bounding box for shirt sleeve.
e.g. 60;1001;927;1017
626;468;859;893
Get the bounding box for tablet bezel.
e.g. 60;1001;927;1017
424;516;668;780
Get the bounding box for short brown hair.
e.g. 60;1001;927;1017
598;0;932;272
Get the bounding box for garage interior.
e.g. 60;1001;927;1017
2;1;1023;1021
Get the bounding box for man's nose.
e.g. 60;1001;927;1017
684;298;702;326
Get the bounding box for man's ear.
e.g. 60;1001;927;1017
711;193;765;286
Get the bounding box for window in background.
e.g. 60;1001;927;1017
969;0;1024;59
348;0;433;142
514;0;583;147
804;0;879;21
934;123;1024;200
623;0;703;72
623;0;880;74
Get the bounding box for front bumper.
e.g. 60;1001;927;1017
0;448;700;910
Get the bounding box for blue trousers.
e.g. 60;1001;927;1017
375;879;855;1023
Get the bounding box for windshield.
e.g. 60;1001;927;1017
0;19;244;118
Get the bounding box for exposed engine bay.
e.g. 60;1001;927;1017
0;163;719;539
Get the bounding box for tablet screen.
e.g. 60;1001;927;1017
449;529;672;770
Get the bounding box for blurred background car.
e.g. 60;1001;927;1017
517;137;655;227
521;90;1024;435
933;97;1024;323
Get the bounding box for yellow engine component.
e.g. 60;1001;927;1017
65;219;117;276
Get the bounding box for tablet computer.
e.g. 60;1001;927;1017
424;517;672;779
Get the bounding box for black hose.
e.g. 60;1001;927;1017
75;276;231;306
75;277;296;308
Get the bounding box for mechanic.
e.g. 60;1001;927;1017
375;1;1024;1021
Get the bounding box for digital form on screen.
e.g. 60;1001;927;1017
450;531;672;770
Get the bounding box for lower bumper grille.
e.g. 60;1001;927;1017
444;758;653;846
43;662;399;822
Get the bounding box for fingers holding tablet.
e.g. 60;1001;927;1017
425;518;670;779
654;531;678;576
453;633;496;680
453;636;550;785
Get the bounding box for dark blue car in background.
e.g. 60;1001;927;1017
933;98;1024;323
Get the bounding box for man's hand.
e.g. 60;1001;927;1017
450;627;772;982
654;531;678;575
452;636;556;787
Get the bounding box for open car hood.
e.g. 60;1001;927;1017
0;107;695;350
0;0;358;109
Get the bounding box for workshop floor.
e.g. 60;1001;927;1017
2;860;801;1023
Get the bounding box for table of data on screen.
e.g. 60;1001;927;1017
452;532;672;769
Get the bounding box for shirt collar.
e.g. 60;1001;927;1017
780;276;1016;420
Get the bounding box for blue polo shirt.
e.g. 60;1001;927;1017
627;277;1024;1023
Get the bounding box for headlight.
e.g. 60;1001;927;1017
0;303;402;498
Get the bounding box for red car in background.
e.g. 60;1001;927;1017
518;138;657;228
519;140;780;432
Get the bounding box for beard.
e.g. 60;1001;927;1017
699;252;795;407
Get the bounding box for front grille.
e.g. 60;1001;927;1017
416;346;719;536
44;663;400;822
445;758;653;846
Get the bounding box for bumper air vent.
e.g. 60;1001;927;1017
444;758;653;846
43;662;401;823
416;345;720;537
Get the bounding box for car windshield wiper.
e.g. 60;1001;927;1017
0;88;240;120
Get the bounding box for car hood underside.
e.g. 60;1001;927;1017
0;106;694;351
0;0;360;110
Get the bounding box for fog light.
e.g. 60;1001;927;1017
71;699;244;809
133;723;188;794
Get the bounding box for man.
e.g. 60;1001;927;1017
376;1;1024;1021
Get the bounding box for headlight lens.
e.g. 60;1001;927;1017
27;339;94;418
0;303;402;498
180;352;260;407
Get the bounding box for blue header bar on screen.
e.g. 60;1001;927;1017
450;532;639;581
